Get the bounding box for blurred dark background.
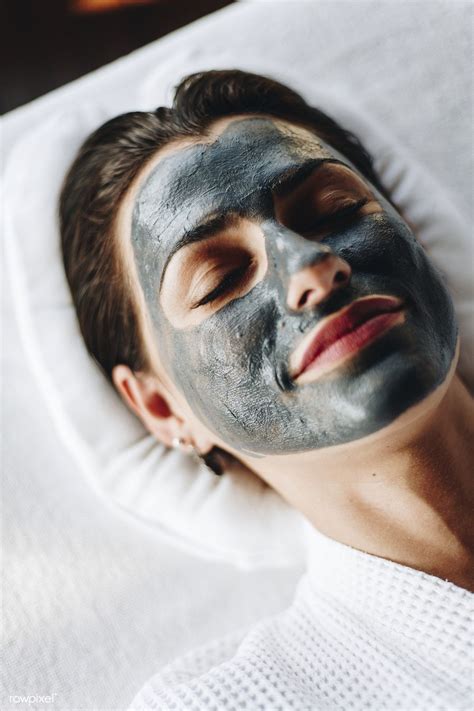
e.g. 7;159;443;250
2;0;235;114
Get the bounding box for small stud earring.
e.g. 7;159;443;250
171;437;195;454
171;438;224;476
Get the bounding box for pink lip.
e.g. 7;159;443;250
290;295;405;382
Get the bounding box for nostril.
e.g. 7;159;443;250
289;257;351;311
334;270;348;284
298;290;312;308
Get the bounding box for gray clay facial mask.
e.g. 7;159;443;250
131;118;457;456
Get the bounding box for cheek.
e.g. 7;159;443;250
331;212;423;280
163;286;281;404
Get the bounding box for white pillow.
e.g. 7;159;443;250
5;59;472;568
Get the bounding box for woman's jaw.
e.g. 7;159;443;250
223;338;462;485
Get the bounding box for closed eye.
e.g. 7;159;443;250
300;198;369;237
191;261;254;309
160;219;267;329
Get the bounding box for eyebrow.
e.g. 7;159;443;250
160;212;239;290
269;157;335;197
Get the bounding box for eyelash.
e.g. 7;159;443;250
191;263;251;309
302;197;369;235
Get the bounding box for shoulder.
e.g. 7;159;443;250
127;603;306;711
128;627;249;710
128;574;312;710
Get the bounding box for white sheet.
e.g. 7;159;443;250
3;2;472;709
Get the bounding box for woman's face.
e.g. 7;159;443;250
128;115;457;457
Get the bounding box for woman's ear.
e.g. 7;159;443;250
112;364;186;449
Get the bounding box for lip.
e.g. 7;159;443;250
290;295;405;383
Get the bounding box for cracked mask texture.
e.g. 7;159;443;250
131;118;457;456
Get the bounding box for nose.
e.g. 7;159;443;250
286;249;352;311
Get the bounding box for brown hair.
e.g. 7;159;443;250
59;69;388;383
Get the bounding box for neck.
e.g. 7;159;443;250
247;369;474;591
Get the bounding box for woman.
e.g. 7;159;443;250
60;70;473;710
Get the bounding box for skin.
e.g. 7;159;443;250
130;116;457;456
113;114;474;591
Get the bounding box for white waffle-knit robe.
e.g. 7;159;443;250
130;523;474;710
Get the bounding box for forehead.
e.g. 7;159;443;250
131;116;337;251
